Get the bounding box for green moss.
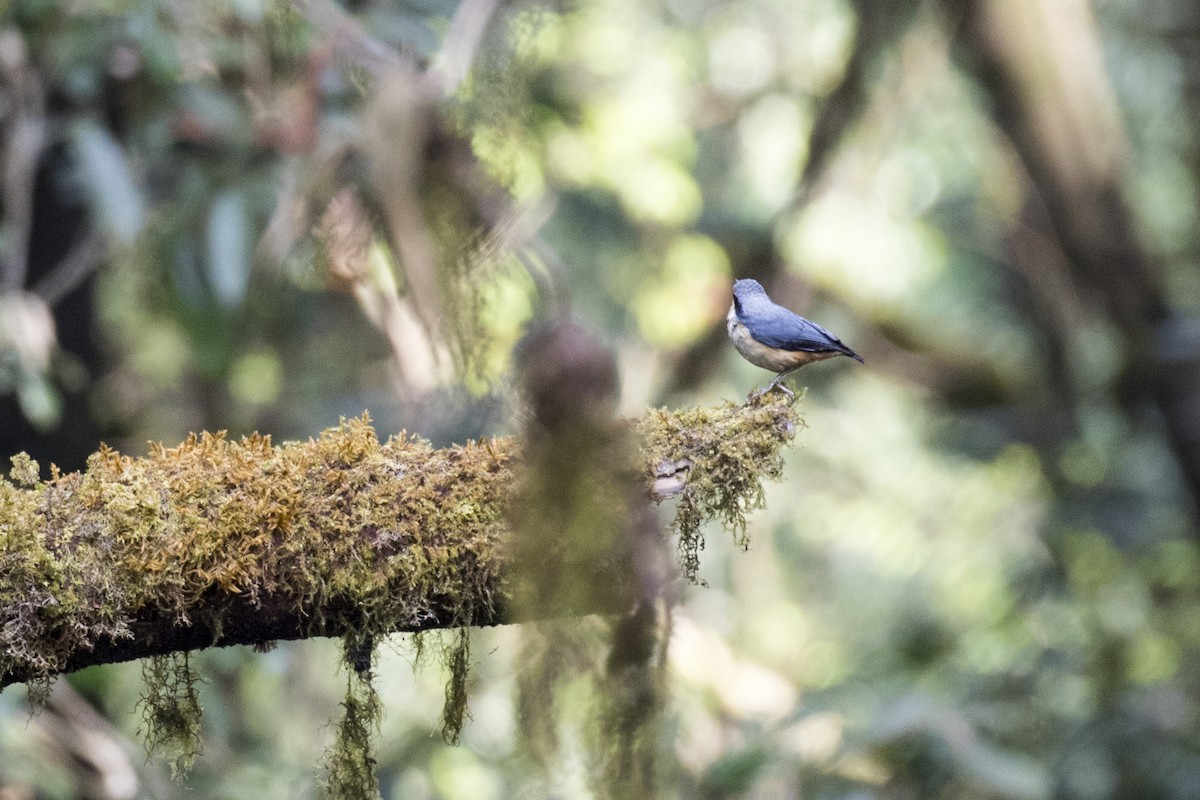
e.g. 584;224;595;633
2;453;125;704
639;391;802;582
8;452;40;488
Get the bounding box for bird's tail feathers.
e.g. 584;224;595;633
841;345;865;363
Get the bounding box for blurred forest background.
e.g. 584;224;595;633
2;0;1200;798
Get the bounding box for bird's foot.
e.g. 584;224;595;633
748;380;795;403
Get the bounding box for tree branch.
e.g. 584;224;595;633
0;395;798;691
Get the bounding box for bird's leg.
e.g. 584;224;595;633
769;373;796;398
756;369;797;399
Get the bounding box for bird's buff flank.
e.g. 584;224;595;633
726;278;863;397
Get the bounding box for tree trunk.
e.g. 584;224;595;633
947;0;1200;522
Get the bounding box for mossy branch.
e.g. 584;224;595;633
0;395;798;693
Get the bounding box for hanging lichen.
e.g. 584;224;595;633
514;619;603;767
592;601;672;800
440;626;473;744
138;652;203;779
322;661;382;800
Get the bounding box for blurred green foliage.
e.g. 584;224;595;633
2;0;1200;798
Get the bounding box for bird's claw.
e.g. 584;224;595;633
748;380;794;403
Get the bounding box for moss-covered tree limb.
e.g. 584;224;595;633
0;395;798;693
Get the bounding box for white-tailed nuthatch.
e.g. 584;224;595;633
727;278;863;397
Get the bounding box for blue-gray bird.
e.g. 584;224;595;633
727;278;863;397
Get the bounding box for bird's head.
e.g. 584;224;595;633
731;278;768;312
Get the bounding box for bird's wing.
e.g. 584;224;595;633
742;303;855;355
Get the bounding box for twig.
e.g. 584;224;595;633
31;228;105;307
426;0;503;96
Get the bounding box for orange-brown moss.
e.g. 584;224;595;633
0;414;515;697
